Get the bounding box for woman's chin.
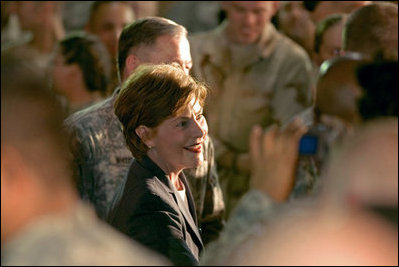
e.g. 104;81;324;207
186;155;205;169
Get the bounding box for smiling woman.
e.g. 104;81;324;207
109;63;209;266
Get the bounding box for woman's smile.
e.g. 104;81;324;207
184;143;203;154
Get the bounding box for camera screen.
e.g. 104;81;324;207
298;134;318;155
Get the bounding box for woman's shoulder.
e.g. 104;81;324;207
126;178;178;217
126;161;173;198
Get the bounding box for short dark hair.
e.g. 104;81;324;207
303;1;321;12
59;32;111;96
114;64;208;160
314;13;347;53
117;17;187;81
356;61;398;120
343;2;398;60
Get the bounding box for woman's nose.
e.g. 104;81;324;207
193;117;208;139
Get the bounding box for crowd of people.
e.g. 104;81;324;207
1;1;397;266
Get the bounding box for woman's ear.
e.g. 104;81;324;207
135;125;155;148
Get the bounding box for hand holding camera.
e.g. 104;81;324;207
249;118;308;202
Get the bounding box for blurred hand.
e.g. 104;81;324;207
249;119;308;202
40;2;65;41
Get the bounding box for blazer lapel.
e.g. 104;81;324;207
139;156;203;248
170;178;203;249
176;173;203;247
180;172;198;223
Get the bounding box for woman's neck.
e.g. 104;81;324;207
168;173;184;191
147;152;183;190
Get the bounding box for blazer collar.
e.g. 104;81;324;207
173;173;204;248
136;156;174;195
138;155;168;182
138;155;203;248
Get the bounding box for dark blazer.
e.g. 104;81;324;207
108;155;204;266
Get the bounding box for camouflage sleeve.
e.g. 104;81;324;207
66;120;95;204
200;190;275;265
227;190;275;232
290;156;319;199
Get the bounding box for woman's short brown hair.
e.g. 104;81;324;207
114;63;208;160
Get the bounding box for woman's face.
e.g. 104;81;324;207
52;52;69;95
52;51;78;96
146;98;208;173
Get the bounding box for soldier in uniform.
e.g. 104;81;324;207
1;55;169;266
85;1;136;95
65;17;225;245
189;1;313;218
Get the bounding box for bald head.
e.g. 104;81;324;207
315;54;368;124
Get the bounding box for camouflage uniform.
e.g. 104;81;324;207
189;22;314;218
200;190;276;265
65;89;225;245
1;202;169;266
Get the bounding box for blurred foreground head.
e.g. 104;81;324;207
229;199;398;266
1;54;75;243
322;118;398;209
343;2;398;60
226;118;398;266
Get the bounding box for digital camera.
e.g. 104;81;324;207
298;123;329;156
